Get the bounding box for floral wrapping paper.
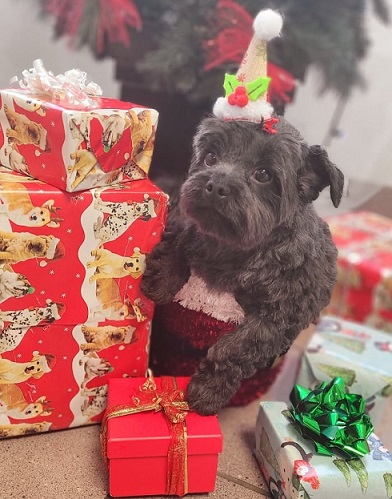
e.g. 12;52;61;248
296;316;392;430
0;168;168;438
255;401;392;498
0;88;159;192
325;211;392;332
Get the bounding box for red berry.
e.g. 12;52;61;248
228;93;237;105
236;94;249;107
235;86;247;95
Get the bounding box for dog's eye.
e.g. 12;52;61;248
204;152;217;167
253;169;272;183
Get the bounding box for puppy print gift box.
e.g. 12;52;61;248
254;380;392;498
101;376;223;497
325;211;392;332
0;60;158;192
297;316;392;430
0;167;168;438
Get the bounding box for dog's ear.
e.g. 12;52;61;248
299;145;344;207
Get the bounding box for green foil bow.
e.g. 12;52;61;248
287;376;373;459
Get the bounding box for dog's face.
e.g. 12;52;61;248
24;235;54;257
180;116;344;250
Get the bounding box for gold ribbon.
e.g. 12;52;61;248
101;374;190;496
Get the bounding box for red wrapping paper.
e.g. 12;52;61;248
325;211;392;332
0;168;168;437
0;88;158;191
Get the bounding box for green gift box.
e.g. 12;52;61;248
255;401;392;498
297;316;392;428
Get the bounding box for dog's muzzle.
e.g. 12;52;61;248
28;241;44;254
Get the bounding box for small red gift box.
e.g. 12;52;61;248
102;376;223;497
325;211;392;332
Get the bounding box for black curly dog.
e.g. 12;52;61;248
141;115;344;415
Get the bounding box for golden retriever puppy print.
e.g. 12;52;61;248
4;104;50;151
68;149;100;190
80;325;136;354
0;231;65;265
0;351;56;384
0;384;52;420
129;110;153;158
0;180;63;228
131;127;156;175
91;277;131;321
87;247;146;282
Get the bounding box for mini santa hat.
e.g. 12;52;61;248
33;351;57;373
213;9;283;124
39;238;65;267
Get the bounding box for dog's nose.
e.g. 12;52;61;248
205;181;230;198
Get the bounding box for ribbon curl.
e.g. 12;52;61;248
101;375;190;497
10;59;103;109
287;376;373;459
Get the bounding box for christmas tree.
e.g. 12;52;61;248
39;0;390;107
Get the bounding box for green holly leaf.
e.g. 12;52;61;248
383;472;392;498
333;458;352;487
245;77;271;101
223;74;240;97
347;458;368;493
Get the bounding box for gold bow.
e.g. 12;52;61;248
101;374;190;496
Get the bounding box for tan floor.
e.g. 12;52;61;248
2;327;391;499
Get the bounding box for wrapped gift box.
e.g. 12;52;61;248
255;401;392;498
0;168;168;437
297;316;392;429
0;322;149;437
0;168;167;325
103;377;223;497
0;87;158;191
325;211;392;332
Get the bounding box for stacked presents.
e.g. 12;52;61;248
0;61;168;438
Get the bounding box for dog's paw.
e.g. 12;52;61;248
186;360;239;415
140;265;176;305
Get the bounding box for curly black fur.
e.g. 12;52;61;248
141;115;344;415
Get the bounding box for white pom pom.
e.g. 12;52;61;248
253;9;283;41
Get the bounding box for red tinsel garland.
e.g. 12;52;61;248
43;0;141;54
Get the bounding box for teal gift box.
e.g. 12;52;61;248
297;316;392;428
255;401;392;498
